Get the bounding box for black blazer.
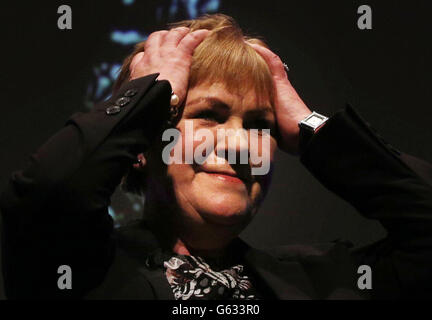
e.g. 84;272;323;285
1;74;432;299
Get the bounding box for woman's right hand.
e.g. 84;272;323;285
129;27;210;106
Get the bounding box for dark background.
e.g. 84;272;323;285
1;0;431;298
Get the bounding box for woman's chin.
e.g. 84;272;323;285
196;196;253;227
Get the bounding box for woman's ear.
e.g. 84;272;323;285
121;152;148;195
133;152;147;171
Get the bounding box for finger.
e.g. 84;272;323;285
145;30;169;54
164;27;190;48
130;52;144;72
177;29;210;55
248;43;287;79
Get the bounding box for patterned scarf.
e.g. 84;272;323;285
163;255;258;300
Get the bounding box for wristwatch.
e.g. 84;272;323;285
298;111;329;153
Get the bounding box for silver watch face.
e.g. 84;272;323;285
306;115;325;127
300;112;329;131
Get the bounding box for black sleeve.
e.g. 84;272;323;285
0;73;172;299
299;104;432;299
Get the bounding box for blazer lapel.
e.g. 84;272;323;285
236;239;318;299
114;222;175;300
136;265;175;300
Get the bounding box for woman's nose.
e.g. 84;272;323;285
214;120;249;164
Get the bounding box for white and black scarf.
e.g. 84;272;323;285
163;255;258;300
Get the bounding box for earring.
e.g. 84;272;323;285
133;153;146;170
170;92;180;106
166;91;180;127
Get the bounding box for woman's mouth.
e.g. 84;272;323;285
205;172;245;184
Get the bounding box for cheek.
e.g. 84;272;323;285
249;133;277;176
166;120;207;191
169;120;215;164
254;163;274;200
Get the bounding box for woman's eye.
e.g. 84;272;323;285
246;120;275;136
248;120;271;130
195;110;223;123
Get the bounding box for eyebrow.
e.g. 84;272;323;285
187;96;273;114
187;97;230;111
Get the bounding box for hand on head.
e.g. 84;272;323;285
247;43;312;155
130;27;210;107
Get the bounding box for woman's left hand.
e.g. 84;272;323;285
248;43;312;155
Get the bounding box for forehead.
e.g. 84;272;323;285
185;82;273;114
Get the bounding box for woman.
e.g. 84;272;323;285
1;14;432;299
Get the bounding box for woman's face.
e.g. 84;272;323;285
154;81;277;233
149;83;277;246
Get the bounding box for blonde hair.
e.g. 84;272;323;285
113;13;274;107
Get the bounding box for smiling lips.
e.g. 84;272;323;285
205;172;245;184
197;165;250;185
